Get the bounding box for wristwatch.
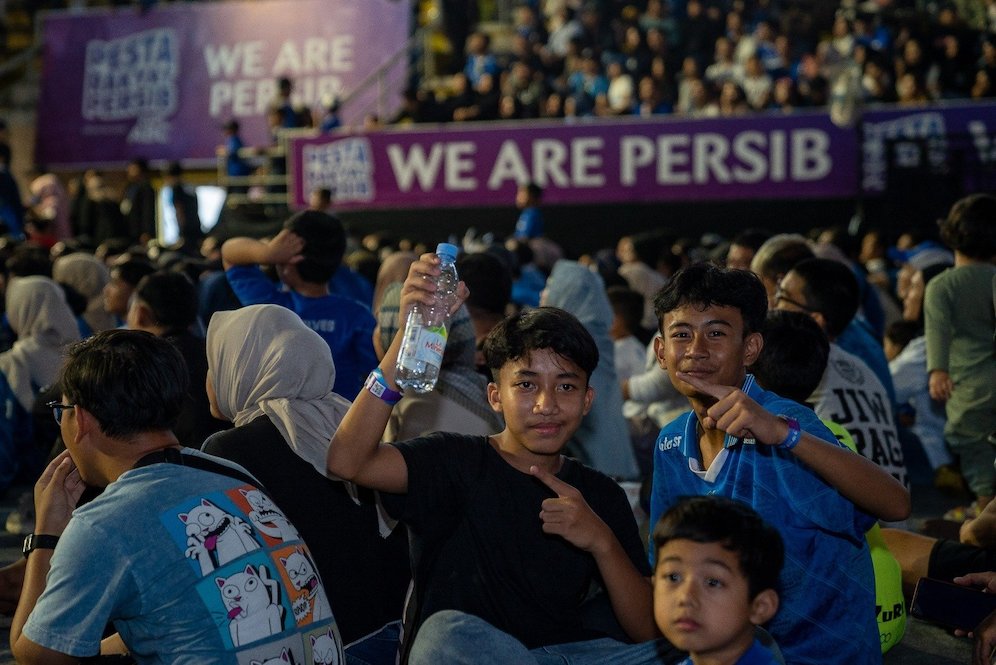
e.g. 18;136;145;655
22;533;59;559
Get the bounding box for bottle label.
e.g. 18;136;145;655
400;324;447;371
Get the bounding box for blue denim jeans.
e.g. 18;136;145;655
345;621;402;665
408;610;682;665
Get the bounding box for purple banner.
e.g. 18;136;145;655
36;0;410;167
289;113;858;209
861;100;996;194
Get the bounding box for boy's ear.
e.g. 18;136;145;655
742;331;763;367
653;335;666;370
582;385;594;415
487;382;502;413
748;588;779;626
132;302;155;328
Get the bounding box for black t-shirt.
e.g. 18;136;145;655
384;432;649;652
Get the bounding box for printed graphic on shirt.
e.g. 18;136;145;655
817;355;908;488
196;552;293;649
239;487;301;545
308;624;344;665
238;633;309;665
164;492;263;575
161;484;337;659
274;545;333;625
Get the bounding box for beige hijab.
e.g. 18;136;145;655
52;252;117;333
0;277;81;410
206;304;351;477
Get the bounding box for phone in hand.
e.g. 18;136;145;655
910;576;996;632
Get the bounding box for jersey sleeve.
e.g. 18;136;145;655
225;266;287;307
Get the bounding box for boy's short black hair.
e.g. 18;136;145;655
482;307;598;383
59;330;188;439
939;193;996;260
885;320;921;350
283;210;346;284
653;263;767;336
752;310;829;404
788;258;859;339
653;495;784;599
134;271;199;330
522;182;543;200
112;259;156;287
606;286;644;336
730;228;772;252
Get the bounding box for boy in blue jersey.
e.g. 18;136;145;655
221;211;377;399
653;496;783;665
647;263;910;665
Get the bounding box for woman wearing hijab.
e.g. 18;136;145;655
0;276;80;493
51;252;117;336
541;260;640;481
200;304;410;649
376;282;503;441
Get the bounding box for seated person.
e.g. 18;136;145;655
648;263;910;665
375;282;503;442
774;258;908;491
11;330;344;664
327;254;680;664
653;495;782;665
221;210;378;399
101;258;155;326
0;276;80;494
751;309;906;654
201;304;411;648
126;270;227;447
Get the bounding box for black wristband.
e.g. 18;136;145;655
22;533;59;559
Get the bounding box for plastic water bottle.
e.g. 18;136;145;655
395;242;459;393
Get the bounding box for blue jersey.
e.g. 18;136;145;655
650;375;880;665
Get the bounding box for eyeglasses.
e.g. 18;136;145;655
773;289;814;313
46;401;76;424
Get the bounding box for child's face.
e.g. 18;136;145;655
654;538;776;663
487;348;593;463
655;304;761;399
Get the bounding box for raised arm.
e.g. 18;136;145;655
326;254;469;494
220;229;304;270
681;371;911;522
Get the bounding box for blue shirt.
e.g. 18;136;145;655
514;206;544;239
676;638;780;665
226;266;378;400
24;450;341;663
650;375;879;665
838;317;896;405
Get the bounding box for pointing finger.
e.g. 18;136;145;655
675;372;734;401
529;465;579;498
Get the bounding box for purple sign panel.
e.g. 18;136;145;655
289;113;858;209
861;101;996;194
37;0;410;167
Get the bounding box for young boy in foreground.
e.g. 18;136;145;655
653;496;783;665
327;253;679;664
648;263;910;665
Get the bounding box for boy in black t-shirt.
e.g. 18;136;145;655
327;253;679;664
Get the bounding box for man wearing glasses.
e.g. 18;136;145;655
10;330;342;665
774;258;909;493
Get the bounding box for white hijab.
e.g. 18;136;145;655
206;304;351;477
0;276;81;410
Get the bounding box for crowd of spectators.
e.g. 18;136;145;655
389;0;996;126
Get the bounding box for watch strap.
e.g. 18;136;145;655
22;533;59;558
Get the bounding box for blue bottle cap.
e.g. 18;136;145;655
435;242;458;262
